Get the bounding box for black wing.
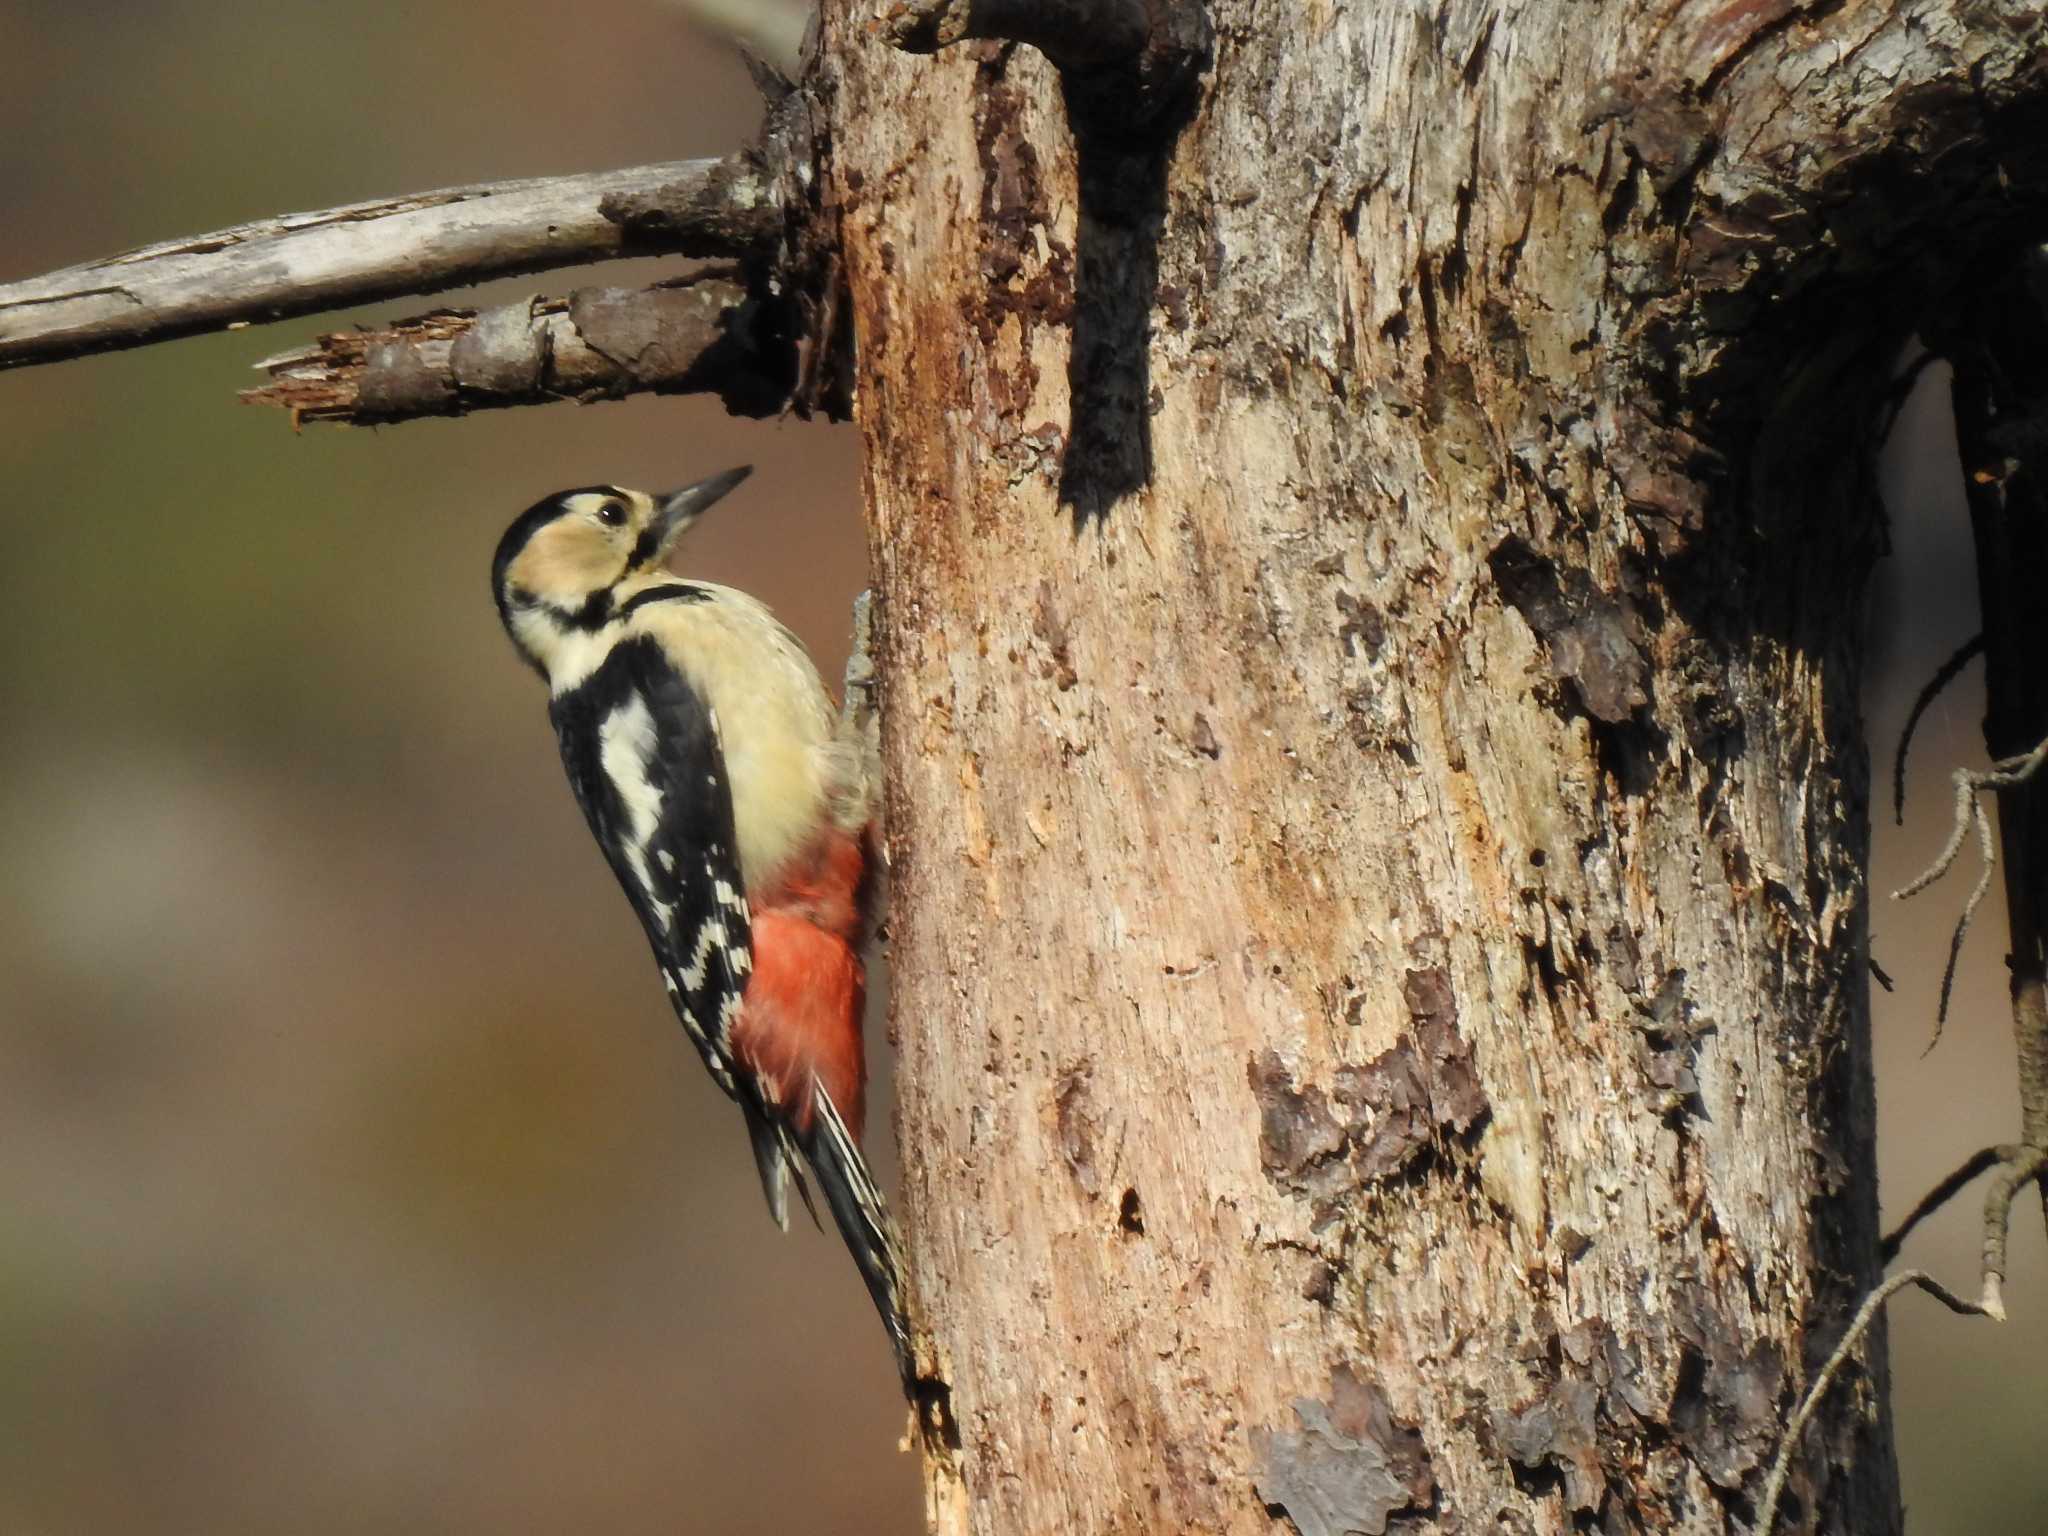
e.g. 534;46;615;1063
549;635;905;1371
549;634;752;1097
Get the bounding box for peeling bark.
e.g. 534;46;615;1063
824;1;2048;1531
241;275;785;425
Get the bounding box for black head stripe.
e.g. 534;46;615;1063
490;485;630;607
563;589;614;630
626;523;663;571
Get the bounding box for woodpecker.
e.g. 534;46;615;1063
491;466;908;1378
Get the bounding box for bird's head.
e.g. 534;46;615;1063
492;465;750;671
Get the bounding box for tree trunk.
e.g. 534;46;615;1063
821;3;2048;1532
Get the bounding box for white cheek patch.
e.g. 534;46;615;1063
545;624;618;695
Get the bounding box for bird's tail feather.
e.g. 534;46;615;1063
802;1078;914;1386
742;1096;817;1233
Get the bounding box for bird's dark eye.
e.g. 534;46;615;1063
596;501;627;527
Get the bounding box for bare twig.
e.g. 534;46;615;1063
1880;1145;2005;1261
1930;830;1993;1042
1924;789;1993;1040
1773;1126;2048;1534
1756;1269;1989;1536
241;275;785;426
1980;1144;2048;1320
1891;733;2048;1038
1937;260;2048;1233
0;156;778;371
875;0;1148;67
1877;1143;2048;1316
1892;631;1983;826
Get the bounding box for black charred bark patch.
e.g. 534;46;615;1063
1486;1319;1666;1521
1488;536;1651;725
1254;1365;1436;1536
1249;972;1489;1212
1250;1050;1350;1194
1499;1377;1605;1515
1669;1291;1785;1491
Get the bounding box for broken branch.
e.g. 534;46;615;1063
1880;1144;2005;1262
1979;1144;2048;1320
241;275;786;426
1891;631;1984;826
1769;1129;2048;1534
0;156;778;371
1756;1269;1989;1536
1891;732;2048;1038
876;0;1148;67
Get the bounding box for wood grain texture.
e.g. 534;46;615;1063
0;157;774;369
823;0;2048;1531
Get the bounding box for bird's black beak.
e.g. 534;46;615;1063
654;465;752;557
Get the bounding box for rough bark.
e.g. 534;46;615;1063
821;2;2048;1533
241;274;786;425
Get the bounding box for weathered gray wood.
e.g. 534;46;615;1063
0;156;775;369
824;0;2048;1531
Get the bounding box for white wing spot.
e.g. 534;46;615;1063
599;694;668;924
677;918;736;994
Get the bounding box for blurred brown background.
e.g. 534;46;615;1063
0;4;2038;1531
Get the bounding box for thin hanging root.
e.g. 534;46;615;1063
1880;1145;2005;1262
1928;797;1995;1043
1755;1270;1989;1536
1891;732;2048;1042
1762;1143;2048;1536
1891;631;1983;826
